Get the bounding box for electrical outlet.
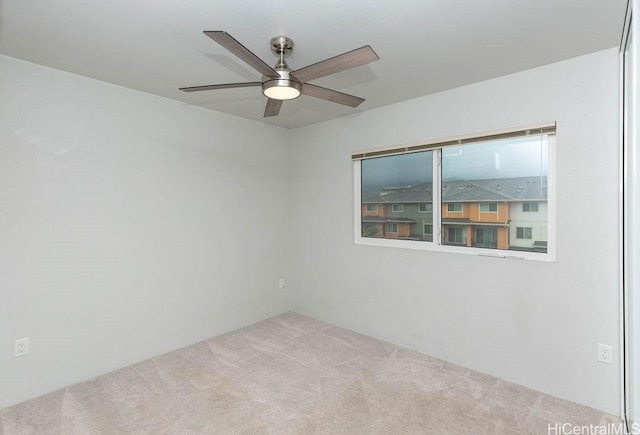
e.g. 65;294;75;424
597;343;612;364
279;278;285;289
15;338;29;357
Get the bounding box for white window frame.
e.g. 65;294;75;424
386;222;398;234
522;202;539;212
391;204;404;213
365;204;378;213
353;124;556;262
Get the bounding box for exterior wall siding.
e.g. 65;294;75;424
497;227;509;249
384;223;411;238
509;202;548;248
473;202;510;223
392;203;433;238
442;202;470;219
362;203;385;218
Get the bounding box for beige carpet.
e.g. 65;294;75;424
0;312;619;434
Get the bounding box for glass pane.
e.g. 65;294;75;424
361;151;433;241
441;135;548;252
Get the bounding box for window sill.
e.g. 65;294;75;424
354;236;556;262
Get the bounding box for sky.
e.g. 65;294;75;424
361;135;548;195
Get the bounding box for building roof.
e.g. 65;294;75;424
362;176;547;204
372;185;434;204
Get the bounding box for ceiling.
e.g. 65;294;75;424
0;1;627;129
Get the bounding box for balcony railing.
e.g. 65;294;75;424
473;241;498;249
443;236;467;246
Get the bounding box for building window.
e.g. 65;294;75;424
419;203;432;212
354;124;555;261
423;223;433;235
516;227;533;239
444;227;466;245
479;202;498;212
447;203;463;212
366;204;378;213
475;227;498;249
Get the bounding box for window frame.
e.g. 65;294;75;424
447;203;463;213
445;226;466;245
386;222;399;234
474;227;498;248
479;202;498;213
391;203;404;213
516;227;533;239
522;202;539;212
423;222;433;236
353;124;556;262
418;203;432;213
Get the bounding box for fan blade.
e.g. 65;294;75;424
291;46;379;83
179;82;261;92
264;98;283;117
301;83;365;108
204;31;279;78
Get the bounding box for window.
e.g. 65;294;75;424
444;227;466;245
359;151;433;243
419;203;432;212
447;203;463;212
366;204;378;212
354;124;555;261
475;227;498;249
516;227;532;239
479;203;498;212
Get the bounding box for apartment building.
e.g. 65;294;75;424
361;176;547;252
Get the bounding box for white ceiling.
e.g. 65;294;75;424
0;0;627;129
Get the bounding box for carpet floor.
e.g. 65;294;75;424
0;312;619;434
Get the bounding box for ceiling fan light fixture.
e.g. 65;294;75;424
180;32;379;117
262;74;301;100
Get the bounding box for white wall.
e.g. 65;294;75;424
0;55;292;409
288;48;621;414
0;48;622;415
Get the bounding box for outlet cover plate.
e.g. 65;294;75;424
15;338;29;357
597;343;612;364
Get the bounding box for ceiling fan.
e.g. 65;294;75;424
179;31;379;117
